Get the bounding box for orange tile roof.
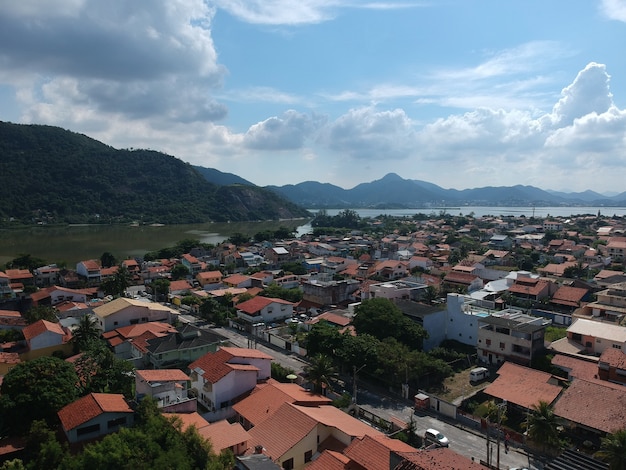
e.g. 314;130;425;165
22;319;66;341
305;450;353;470
58;393;132;431
551;354;598;381
344;435;417;470
247;403;318;460
136;369;190;382
189;347;271;385
600;348;626;369
236;296;293;315
220;346;273;360
199;420;251;454
394;448;480;469
166;412;210;432
292;404;383;439
553;378;626;433
169;280;192;292
551;286;588;307
483;362;563;409
233;382;331;428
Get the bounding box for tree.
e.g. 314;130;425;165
596;428;626;470
24;420;69;470
422;285;439;305
71;314;101;352
0;356;79;431
100;265;132;297
23;305;58;324
305;322;344;358
305;354;338;395
151;278;170;302
73;342;134;397
171;263;190;281
353;298;428;350
525;400;561;454
228;232;249;246
100;252;116;268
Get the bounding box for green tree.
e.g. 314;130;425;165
596;428;626;470
0;356;79;431
228;232;249;246
5;254;46;271
171;263;190;281
24;420;69;470
101;265;132;297
353;298;428;350
260;283;303;302
151;278;171;302
23;305;58;324
73;342;134;397
305;354;338;395
0;459;26;470
422;285;439;305
305;322;344;357
525;400;561;454
100;252;117;268
337;333;379;373
72;314;101;352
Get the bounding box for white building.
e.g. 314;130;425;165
93;297;176;332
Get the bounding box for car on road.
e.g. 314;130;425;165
424;428;449;447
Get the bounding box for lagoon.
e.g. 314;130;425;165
2;206;625;267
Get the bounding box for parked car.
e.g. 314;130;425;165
469;367;490;382
424;428;449;447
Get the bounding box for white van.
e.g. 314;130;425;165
469;367;490;382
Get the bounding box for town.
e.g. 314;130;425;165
0;209;625;470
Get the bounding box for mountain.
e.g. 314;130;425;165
0;122;310;224
192;166;255;186
268;173;626;208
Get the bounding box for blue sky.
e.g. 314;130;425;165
1;1;626;194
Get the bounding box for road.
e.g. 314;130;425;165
194;321;543;469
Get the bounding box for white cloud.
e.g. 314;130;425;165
243;110;326;150
600;0;626;22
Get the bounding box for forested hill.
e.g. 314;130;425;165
0;122;310;224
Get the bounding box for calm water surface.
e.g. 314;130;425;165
2;206;625;266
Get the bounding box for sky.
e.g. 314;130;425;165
1;1;626;194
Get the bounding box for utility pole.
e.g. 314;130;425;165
352;364;366;404
496;400;507;470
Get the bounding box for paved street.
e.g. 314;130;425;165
206;324;543;469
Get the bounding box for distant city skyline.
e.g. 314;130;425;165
0;1;625;193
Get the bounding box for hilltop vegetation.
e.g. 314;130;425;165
0;121;310;225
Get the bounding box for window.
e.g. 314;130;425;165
77;423;100;437
305;450;313;463
486;339;491;346
282;458;294;470
613;344;622;350
499;342;505;349
107;417;127;429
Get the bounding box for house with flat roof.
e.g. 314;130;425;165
565;317;626;356
93;297;176;332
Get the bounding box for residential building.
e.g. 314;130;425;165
0;310;27;331
598;348;626;385
488;234;512;249
188;347;273;420
301;276;360;307
102;321;177;360
369;280;428;302
93;297;176;332
196;270;223;288
606;236;626;261
21;319;73;360
0;271;14;299
236;296;294;325
29;285;93;307
565;318;626;356
76;259;102;285
580;282;626;322
135;369;195;413
477;311;550;366
181;253;202;276
4;269;34;288
34;264;60;287
142;324;227;369
57;393;134;444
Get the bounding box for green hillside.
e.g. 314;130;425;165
0;122;310;225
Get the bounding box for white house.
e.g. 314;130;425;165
93;297;176;332
76;259;102;284
57;393;134;444
236;296;294;325
22;319;72;353
135;369;195;413
189;347;273;421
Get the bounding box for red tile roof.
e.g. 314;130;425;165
199;420;251;454
305;450;353;470
600;348;626;369
553;378;626;433
136;369;190;382
58;393;132;431
551;286;588;307
247;403;318;460
344;435;417;470
483;362;563;409
189;347;271;385
394;448;481;469
236;296;293;315
22;319;67;341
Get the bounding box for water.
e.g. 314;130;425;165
294;206;626;237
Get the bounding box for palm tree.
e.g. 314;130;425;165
72;314;102;352
305;354;337;396
525;400;561;454
596;429;626;470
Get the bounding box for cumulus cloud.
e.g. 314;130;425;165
0;0;225;125
549;62;613;127
243;110;326;150
321;107;416;160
